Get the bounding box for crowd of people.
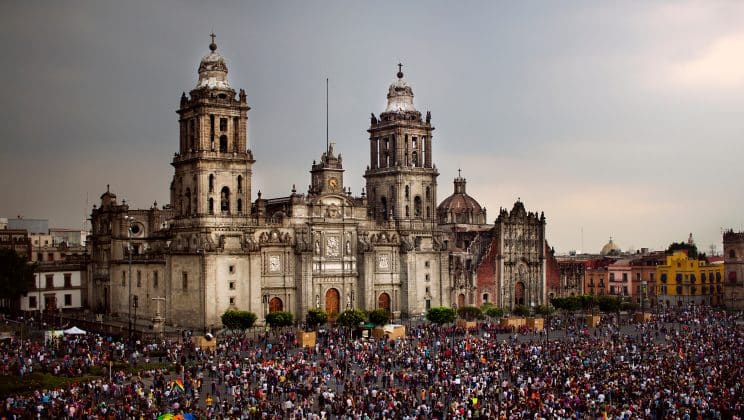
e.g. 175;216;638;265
0;306;741;419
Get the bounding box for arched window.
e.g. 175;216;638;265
219;135;228;153
426;186;430;200
412;151;418;167
208;198;214;215
414;196;422;218
220;187;230;214
405;185;410;200
209;174;214;192
237;175;243;193
237;198;242;214
405;205;410;217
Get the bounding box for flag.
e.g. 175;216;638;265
677;348;685;361
170;378;185;393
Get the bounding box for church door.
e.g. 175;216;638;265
378;292;391;312
515;282;525;306
457;293;466;308
269;297;283;313
325;288;340;316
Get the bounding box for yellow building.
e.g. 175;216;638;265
657;251;724;308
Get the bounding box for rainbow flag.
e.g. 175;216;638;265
170;377;185;393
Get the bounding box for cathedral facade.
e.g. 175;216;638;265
88;38;550;331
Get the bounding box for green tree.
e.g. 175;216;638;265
597;295;622;312
221;310;257;332
305;308;327;330
336;309;366;328
368;309;390;326
426;307;456;325
265;311;294;328
667;242;699;258
0;250;35;312
484;306;504;319
534;304;555;317
457;306;483;321
512;305;531;317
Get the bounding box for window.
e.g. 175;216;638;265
405;185;410;200
660;273;667;283
609;273;615;281
64;273;72;288
122;271;126;287
229;265;235;273
209;174;214;192
229;281;235;290
237;199;242;214
730;249;736;259
137;271;142;287
229;297;235;305
425;274;430;282
29;296;37;309
650;272;655;281
45;274;54;289
482;294;488;303
425;299;431;310
716;272;721;282
622;273;627;282
636;273;641;281
237;175;243;193
690;274;696;283
414;196;422;218
676;285;683;294
47;253;54;261
208;198;214;215
219;135;228;153
676;273;682;282
219;117;227;131
425;286;430;293
64;294;72;306
210;114;215;145
153;271;159;289
221;187;231;213
426;186;431;200
182;272;188;290
425;260;430;268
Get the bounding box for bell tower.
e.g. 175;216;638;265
365;65;438;227
171;34;254;225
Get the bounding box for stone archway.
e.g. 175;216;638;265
515;282;525;306
325;288;340;316
269;297;283;313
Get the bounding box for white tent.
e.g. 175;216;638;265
63;326;86;335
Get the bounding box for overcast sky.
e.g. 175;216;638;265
1;1;743;254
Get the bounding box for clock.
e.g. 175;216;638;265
328;177;338;190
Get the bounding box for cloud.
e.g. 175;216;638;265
671;33;744;88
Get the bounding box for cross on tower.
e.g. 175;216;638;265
458;168;462;178
398;63;403;73
210;33;216;44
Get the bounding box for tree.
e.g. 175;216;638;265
484;306;504;319
368;309;390;326
221;310;257;332
305;308;327;330
426;307;456;325
0;250;35;312
265;311;293;328
597;295;621;312
336;309;366;328
667;242;699;259
534;304;555;317
512;305;531;317
457;306;482;321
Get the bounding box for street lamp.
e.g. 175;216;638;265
132;295;138;341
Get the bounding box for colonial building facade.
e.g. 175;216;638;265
88;38;551;331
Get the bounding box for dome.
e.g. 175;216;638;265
437;174;486;224
384;64;417;113
600;237;620;256
196;34;232;90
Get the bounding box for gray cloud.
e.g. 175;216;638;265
1;1;742;254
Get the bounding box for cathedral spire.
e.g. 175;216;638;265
209;32;217;51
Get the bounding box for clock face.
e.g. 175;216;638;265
328;177;338;189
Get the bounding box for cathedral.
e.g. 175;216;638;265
88;37;549;332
